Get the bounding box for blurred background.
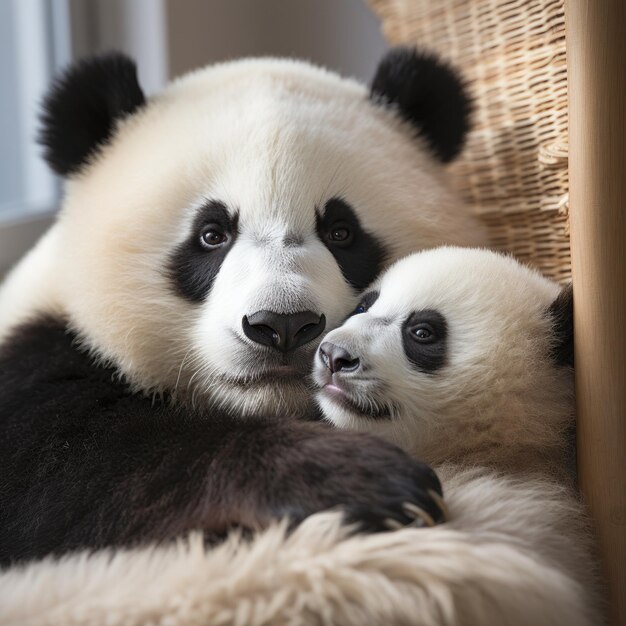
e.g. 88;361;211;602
0;0;386;274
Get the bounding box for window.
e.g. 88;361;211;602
0;0;70;273
0;0;167;274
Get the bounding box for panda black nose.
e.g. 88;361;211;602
242;310;326;353
319;342;361;374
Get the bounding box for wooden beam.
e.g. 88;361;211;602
565;1;626;624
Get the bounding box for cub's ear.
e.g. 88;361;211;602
370;47;471;163
548;284;574;367
39;52;145;176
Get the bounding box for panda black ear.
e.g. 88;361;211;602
548;284;574;367
39;52;146;176
370;47;471;163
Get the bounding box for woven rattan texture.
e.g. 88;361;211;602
369;0;571;282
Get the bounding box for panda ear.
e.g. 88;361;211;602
547;284;574;367
370;47;471;163
39;52;146;176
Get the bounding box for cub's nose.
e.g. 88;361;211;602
319;342;361;374
242;310;326;353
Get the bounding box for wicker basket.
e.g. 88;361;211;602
369;0;571;282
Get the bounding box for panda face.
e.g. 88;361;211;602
161;192;385;415
313;247;574;462
12;53;486;417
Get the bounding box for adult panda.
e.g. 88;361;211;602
0;49;483;564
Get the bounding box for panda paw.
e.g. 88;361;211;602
386;494;449;530
281;432;448;534
343;464;449;533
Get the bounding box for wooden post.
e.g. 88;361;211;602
565;1;626;624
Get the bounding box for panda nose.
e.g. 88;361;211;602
319;342;361;374
242;310;326;353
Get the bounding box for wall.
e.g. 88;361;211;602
166;0;387;82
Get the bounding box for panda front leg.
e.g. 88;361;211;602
0;381;455;558
197;419;449;535
103;418;449;546
1;418;447;565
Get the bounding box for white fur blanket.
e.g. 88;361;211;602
0;471;599;626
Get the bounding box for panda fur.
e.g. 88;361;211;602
313;247;603;625
0;50;479;564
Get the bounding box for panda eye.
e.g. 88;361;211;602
411;324;436;342
200;226;228;249
349;291;379;317
326;221;352;245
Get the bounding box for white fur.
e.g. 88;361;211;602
0;472;599;626
0;58;484;417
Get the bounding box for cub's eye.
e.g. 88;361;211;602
350;291;379;317
326;222;352;245
411;324;436;342
200;226;228;249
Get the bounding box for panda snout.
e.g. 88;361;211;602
242;310;326;353
319;342;361;374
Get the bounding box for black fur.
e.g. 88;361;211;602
402;309;448;373
0;317;445;565
168;201;239;302
548;284;574;367
316;198;387;291
39;52;145;175
370;47;471;163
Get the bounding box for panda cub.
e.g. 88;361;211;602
313;247;602;625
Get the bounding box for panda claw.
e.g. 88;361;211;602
402;501;436;527
427;488;450;522
383;517;406;531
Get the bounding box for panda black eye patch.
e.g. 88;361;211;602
316;198;386;291
402;309;448;373
351;290;380;316
168;200;239;302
